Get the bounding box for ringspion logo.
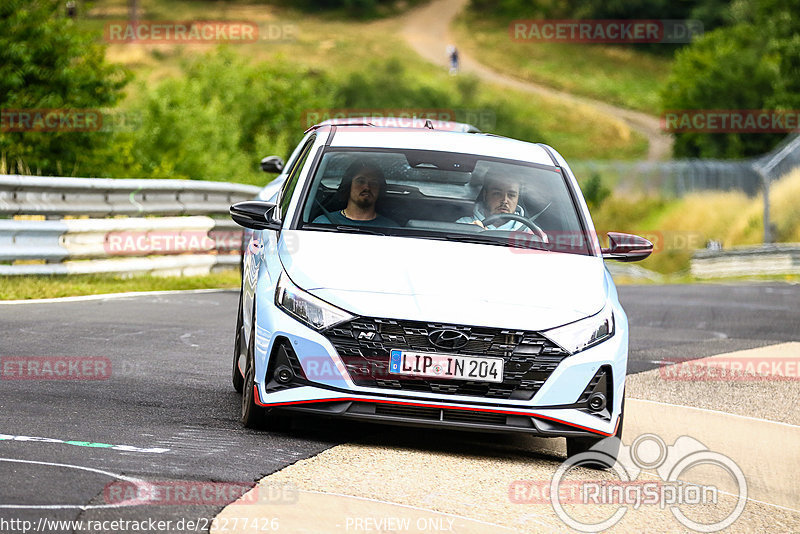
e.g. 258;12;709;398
513;434;747;532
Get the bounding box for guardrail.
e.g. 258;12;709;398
691;244;800;278
0;174;260;217
0;175;261;276
572;133;800;200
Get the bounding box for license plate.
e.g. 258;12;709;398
388;350;504;383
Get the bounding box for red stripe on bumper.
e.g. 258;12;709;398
253;389;615;437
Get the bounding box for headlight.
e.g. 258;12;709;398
275;272;353;330
543;304;615;355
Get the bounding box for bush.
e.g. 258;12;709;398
581;173;611;210
101;52;547;184
468;0;734;30
661;0;800;158
0;0;129;175
103;50;335;184
273;0;426;18
333;58;544;142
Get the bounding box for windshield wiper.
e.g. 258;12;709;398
444;233;552;252
303;224;386;236
335;225;386;236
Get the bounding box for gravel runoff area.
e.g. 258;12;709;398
626;342;800;425
212;343;800;533
216;435;799;533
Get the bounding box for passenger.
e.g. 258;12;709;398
312;160;397;227
456;173;530;231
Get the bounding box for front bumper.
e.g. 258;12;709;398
252;294;628;439
254;387;621;437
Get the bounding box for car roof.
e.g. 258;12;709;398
319;126;556;167
315;116;481;133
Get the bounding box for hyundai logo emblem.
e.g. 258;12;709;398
428;329;469;350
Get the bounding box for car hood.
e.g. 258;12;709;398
278;230;608;331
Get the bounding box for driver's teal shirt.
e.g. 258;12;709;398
312;210;397;227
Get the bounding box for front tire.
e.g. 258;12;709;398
241;310;267;428
240;304;292;431
232;286;245;394
565;394;625;469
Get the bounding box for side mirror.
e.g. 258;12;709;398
601;232;653;262
260;156;284;174
230;201;281;231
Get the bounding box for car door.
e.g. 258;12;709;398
242;134;319;337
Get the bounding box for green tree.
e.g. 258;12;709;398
469;0;734;30
106;51;335;184
0;0;129;175
582;173;611;211
661;0;800;158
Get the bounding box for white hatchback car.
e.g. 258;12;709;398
230;121;652;463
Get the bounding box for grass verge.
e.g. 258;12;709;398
452;10;671;113
592;168;800;275
0;270;240;301
81;0;648;168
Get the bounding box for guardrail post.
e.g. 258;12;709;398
753;166;771;245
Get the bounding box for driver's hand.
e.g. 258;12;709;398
470;220;486;229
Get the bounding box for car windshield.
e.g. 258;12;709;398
299;148;592;255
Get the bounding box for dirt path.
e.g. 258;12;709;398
399;0;673;161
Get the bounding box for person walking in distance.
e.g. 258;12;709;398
448;45;459;75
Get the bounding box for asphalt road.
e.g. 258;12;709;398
0;283;797;533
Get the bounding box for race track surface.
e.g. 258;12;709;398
0;283;797;532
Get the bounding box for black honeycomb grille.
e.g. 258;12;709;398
323;317;569;400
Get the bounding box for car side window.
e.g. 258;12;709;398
278;137;315;220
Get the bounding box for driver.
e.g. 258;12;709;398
456;173;531;231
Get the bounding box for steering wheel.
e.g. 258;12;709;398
481;213;548;242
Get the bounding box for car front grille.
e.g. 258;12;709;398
322;317;569;400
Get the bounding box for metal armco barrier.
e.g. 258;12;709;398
0;174;260;217
691;245;800;278
0;175;261;276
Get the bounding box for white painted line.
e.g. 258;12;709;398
0;433;171;453
632;460;800;514
716;488;800;515
0;288;234;305
296;489;548;531
629;397;800;428
0;458;156;510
